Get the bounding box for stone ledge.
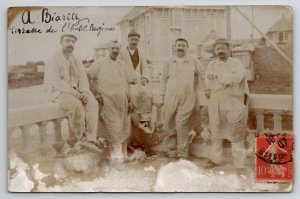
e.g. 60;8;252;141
8;103;66;128
8;94;293;129
249;94;292;111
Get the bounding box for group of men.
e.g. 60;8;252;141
44;31;249;168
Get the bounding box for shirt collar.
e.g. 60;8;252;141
127;47;138;55
217;56;230;64
171;55;189;63
59;50;74;62
106;55;121;63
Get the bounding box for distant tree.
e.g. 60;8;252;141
26;61;36;67
35;61;45;66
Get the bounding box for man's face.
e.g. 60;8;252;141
108;42;120;60
128;36;140;49
175;40;188;58
60;36;76;53
214;43;229;61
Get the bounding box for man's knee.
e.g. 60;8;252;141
227;109;247;129
70;98;84;111
57;94;83;111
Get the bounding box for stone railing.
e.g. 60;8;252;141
8;93;292;159
8;104;71;158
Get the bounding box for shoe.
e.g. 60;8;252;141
166;150;177;158
204;160;218;169
79;140;103;153
138;123;154;134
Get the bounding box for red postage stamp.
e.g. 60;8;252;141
255;133;294;182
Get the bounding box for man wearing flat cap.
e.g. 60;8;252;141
119;31;150;83
119;31;152;150
44;34;102;151
205;38;249;168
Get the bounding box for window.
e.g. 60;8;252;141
170;9;182;27
156;8;163;17
284;32;289;41
198;9;203;16
184;9;190;17
163;9;168;17
278;32;283;42
191;9;197;16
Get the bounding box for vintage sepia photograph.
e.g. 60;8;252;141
7;5;293;192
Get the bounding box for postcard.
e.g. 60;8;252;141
7;5;293;192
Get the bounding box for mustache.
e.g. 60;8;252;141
177;49;184;52
218;52;225;56
66;46;74;49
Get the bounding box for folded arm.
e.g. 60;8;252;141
218;60;246;87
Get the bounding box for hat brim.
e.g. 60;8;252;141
61;34;78;41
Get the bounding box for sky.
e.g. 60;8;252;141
8;6;292;65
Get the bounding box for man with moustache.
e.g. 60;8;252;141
119;31;152;151
44;34;101;150
119;31;149;85
88;40;133;163
160;38;204;159
205;38;249;168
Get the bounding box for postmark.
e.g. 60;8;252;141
255;133;294;182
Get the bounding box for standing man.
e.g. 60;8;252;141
119;31;152;151
119;31;150;84
44;34;100;150
205;38;249;168
88;40;133;163
161;38;204;159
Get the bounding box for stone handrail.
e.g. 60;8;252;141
8;93;292;158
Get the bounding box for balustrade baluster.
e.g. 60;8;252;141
66;121;78;152
272;110;283;133
254;109;265;131
52;118;65;157
37;121;49;155
20;124;32;157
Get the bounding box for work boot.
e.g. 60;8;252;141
79;136;104;153
204;160;218;169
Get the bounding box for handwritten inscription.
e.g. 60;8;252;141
9;8;116;36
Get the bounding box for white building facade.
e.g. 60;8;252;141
118;6;230;63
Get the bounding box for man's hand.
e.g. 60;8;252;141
80;92;89;105
205;89;211;99
75;91;83;100
95;94;104;105
141;77;149;86
129;78;138;85
128;102;134;114
207;74;217;80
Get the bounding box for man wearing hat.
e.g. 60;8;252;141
119;31;152;151
160;38;204;159
205;38;249;168
44;34;101;151
119;31;150;83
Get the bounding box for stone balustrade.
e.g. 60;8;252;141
9;103;72;158
8;93;292;159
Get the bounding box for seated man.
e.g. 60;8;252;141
44;34;102;152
